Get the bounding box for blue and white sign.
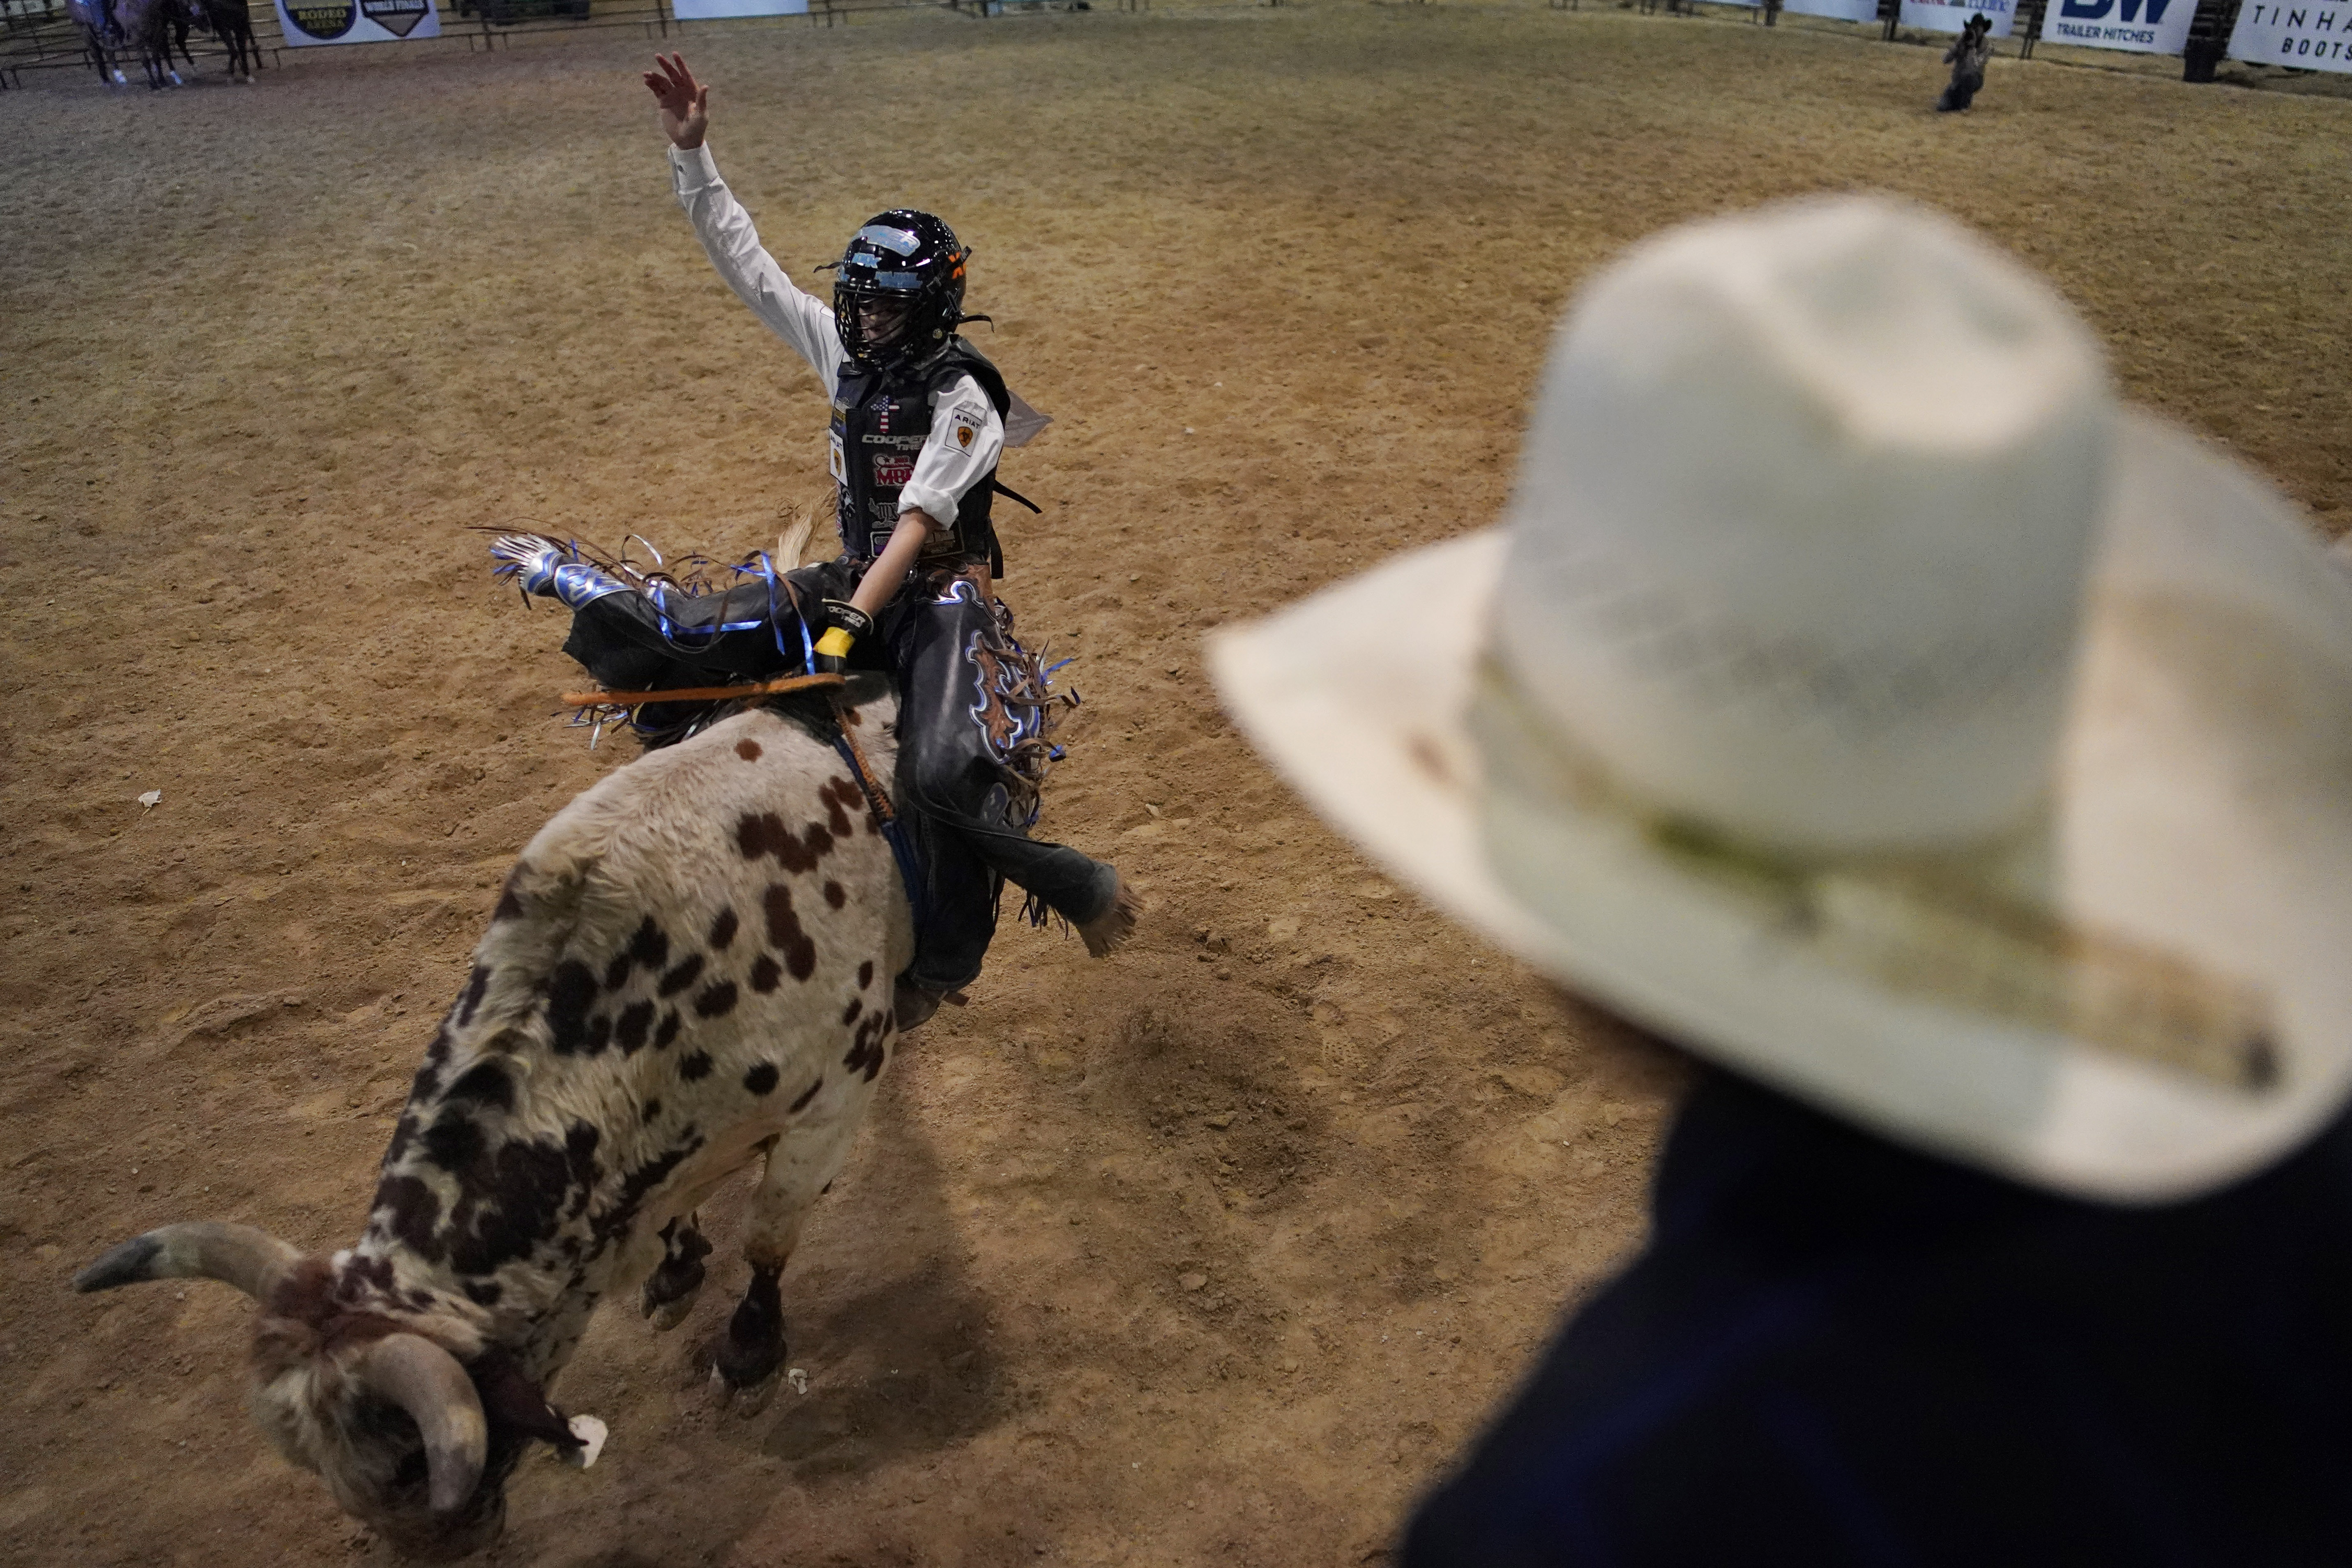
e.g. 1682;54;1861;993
1786;0;1883;18
2042;0;2191;52
2229;0;2352;70
1900;0;2015;35
671;0;808;16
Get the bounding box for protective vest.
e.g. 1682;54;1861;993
830;339;1011;569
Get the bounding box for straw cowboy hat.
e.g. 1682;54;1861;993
1209;197;2352;1202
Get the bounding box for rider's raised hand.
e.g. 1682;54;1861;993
642;53;710;151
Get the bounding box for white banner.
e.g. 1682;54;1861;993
2041;0;2192;51
1900;0;2015;34
1787;0;1883;18
672;0;808;16
273;0;439;44
2229;1;2352;69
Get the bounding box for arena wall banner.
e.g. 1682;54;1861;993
1898;0;2017;34
2228;1;2352;69
2041;0;2193;51
272;0;440;44
671;0;810;17
1786;0;1884;19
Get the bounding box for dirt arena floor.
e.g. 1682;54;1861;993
2;4;2347;1563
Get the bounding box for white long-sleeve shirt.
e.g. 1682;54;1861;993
668;143;1003;528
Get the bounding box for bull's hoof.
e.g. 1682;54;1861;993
643;1292;696;1333
709;1363;782;1419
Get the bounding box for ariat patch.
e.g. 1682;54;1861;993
946;408;984;454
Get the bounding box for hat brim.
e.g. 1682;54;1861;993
1209;412;2352;1202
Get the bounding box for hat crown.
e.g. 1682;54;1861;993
1493;198;2112;854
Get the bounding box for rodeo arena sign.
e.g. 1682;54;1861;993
274;0;440;45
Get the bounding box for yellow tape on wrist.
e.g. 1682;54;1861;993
815;627;857;659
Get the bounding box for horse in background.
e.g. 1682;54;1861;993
111;0;199;89
190;0;260;80
65;0;128;84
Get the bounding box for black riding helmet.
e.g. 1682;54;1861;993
824;210;971;370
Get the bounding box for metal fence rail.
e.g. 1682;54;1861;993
0;0;1113;86
3;0;2328;92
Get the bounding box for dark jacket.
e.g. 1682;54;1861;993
1404;1069;2352;1567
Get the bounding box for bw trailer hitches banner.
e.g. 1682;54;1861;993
670;0;809;17
2043;0;2192;52
2230;1;2352;69
274;0;440;44
1900;0;2016;35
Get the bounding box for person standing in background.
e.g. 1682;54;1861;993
1939;12;1995;111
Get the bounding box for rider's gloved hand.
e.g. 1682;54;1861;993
813;600;873;676
489;534;569;596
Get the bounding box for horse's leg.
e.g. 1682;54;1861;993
710;1097;875;1416
640;1213;713;1331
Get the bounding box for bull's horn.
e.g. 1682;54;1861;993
73;1222;300;1301
360;1334;488;1516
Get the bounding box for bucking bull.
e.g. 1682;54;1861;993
76;686;919;1556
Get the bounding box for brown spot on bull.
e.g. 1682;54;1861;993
761;884;817;981
841;1011;892;1082
736;811;836;875
456;965;493;1027
818;781;855;840
608;919;671;990
742;1061;779;1096
750;956;781;993
679;1051;713;1082
657;955;704;998
491;870;526;923
709;908;739;951
615;1001;655;1053
373;1174;442;1259
444;1061;515;1113
857;961;874;990
788;1078;822;1112
438;1122;602;1277
735;739;763;762
654;1011;681;1050
693;981;739;1020
841;997;862;1026
823;880;846;910
548;961;601;1056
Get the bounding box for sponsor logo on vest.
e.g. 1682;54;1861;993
360;0;431;34
875;454;916;487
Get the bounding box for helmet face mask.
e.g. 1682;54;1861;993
829;210;969;371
